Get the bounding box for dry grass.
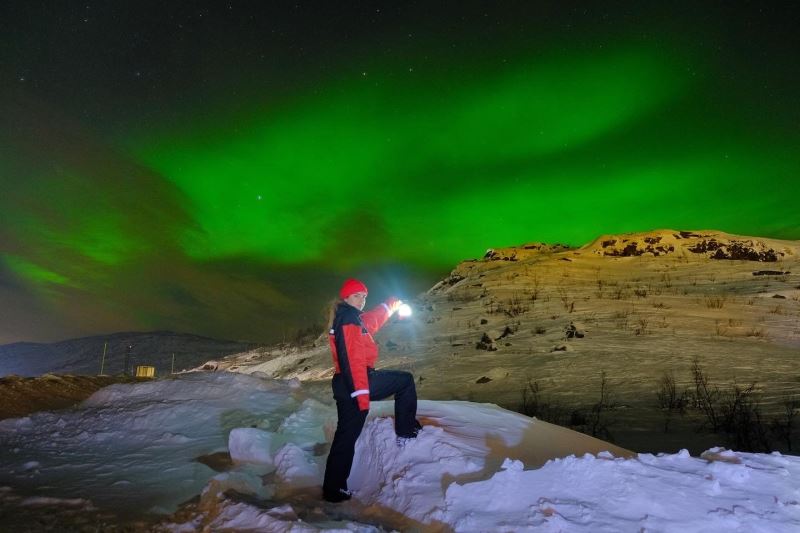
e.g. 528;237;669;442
364;234;800;453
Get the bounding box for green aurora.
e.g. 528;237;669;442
129;43;798;267
1;5;799;344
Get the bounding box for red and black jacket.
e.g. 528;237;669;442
329;301;393;410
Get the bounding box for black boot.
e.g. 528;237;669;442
323;488;352;503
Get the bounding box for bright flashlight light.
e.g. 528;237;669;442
398;303;412;318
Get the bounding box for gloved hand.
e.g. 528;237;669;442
386;297;403;315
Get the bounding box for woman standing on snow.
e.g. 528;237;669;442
322;278;421;503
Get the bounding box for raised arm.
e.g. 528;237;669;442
360;297;401;335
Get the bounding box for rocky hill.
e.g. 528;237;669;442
582;229;797;261
211;230;800;452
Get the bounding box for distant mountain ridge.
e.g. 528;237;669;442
0;331;259;377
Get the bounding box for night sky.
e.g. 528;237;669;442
1;2;798;344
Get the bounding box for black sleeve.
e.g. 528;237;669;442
334;306;360;394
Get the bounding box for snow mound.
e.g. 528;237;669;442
1;372;799;531
229;428;274;464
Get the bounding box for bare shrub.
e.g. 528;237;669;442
519;378;541;416
720;383;771;452
612;308;632;319
770;397;799;452
584;371;617;441
612;308;632;330
529;274;541;302
596;277;605;299
504;293;529;317
557;286;575;313
513;374;618;442
657;371;689;432
689;359;774;452
634;288;648;298
650;283;662;296
747;327;766;338
517;379;569;426
634;317;649;335
705;296;726;309
691;357;722;432
657;372;689;411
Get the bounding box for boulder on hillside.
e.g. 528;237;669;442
563;322;585;339
476;333;497;351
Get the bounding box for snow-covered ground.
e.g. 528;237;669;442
1;372;798;531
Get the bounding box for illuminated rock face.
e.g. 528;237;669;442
450;231;796;265
582;230;796;261
691;241;780;262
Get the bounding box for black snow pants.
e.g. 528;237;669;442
322;368;417;496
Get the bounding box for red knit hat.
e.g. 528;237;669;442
340;278;368;299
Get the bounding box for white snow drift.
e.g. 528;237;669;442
0;372;798;531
